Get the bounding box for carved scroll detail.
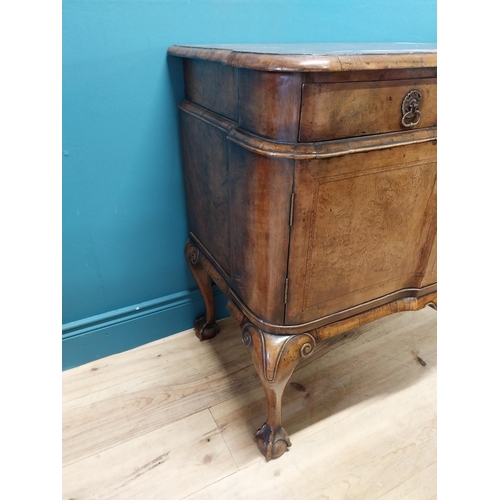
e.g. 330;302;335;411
188;245;200;266
241;322;317;460
242;324;316;382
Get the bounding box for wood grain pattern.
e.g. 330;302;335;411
63;410;238;500
286;141;437;324
311;294;436;341
62;318;255;467
421;235;437;287
306;161;434;304
238;69;302;141
63;308;436;499
299;78;437;141
183;59;238;121
179;106;231;274
229;144;293;325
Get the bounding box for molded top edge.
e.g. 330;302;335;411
167;43;437;72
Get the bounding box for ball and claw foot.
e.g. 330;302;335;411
194;315;220;341
254;423;292;461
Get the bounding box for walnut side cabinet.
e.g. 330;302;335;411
167;44;437;460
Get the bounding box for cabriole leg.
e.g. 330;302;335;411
184;239;220;341
241;322;317;460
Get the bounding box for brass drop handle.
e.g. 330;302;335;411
401;90;422;128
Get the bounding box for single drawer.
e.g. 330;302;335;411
299;78;436;142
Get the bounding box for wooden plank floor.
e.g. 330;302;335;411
63;306;437;500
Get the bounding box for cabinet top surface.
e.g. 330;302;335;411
168;43;437;72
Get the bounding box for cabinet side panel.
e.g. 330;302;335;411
287;140;437;324
229;144;293;324
180;109;230;274
184;59;238;121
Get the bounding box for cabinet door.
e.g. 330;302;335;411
229;143;294;325
286;139;437;325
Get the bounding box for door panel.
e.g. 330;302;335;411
286;140;437;325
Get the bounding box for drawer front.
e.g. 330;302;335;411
286;139;437;325
299;78;436;142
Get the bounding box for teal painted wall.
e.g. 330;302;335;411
62;0;437;369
